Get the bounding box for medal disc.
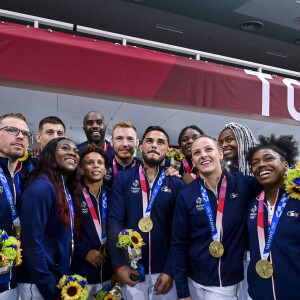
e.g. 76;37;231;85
255;259;273;279
138;218;153;232
71;239;74;255
99;243;109;257
11;226;21;239
209;241;224;258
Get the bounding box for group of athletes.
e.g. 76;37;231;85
0;110;299;300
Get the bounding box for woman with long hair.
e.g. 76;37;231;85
218;122;256;176
17;137;81;300
246;135;300;300
71;144;113;298
172;135;260;300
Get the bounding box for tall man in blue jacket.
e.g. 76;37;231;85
0;113;31;300
108;126;185;300
77;111;114;160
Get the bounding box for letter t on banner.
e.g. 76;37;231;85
282;78;300;121
244;70;273;116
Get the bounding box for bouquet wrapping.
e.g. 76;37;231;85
116;229;145;282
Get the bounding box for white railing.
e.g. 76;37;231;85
0;9;299;78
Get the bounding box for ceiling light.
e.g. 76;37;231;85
240;21;263;31
266;51;289;58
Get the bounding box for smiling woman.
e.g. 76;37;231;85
246;135;300;300
171;135;261;300
17;137;81;300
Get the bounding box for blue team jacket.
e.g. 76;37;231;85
17;175;72;300
103;157;142;188
108;165;185;276
71;185;113;284
247;188;300;300
0;157;23;292
172;171;261;298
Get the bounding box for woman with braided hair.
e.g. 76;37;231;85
218;122;257;176
246;135;300;300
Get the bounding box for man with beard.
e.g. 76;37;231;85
0;113;31;300
108;126;185;299
104;121;142;187
77;111;114;159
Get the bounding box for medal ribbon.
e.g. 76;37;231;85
182;158;198;179
82;186;107;244
113;157;136;178
257;190;289;260
0;167;20;227
139;165;166;218
104;141;108;151
199;175;227;242
62;178;74;256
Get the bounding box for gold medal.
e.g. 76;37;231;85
209;241;224;258
138;218;153;232
71;239;74;255
11;226;21;239
255;259;273;279
99;243;109;258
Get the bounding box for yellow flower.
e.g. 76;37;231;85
129;231;143;249
285;182;300;200
296;161;300;170
61;281;82;300
174;150;184;162
104;295;118;300
57;274;68;289
0;253;9;267
19;150;29;162
15;241;22;266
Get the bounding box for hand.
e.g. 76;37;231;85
111;273;123;287
117;265;139;287
182;173;194;184
153;273;173;295
165;167;181;178
85;249;106;268
30;148;41;159
180;297;191;300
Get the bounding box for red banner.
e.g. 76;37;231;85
0;21;299;121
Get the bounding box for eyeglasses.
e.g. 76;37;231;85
0;126;32;139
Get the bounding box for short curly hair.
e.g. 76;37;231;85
80;143;108;167
247;134;299;167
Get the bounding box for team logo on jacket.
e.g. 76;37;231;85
104;167;112;180
196;197;204;211
287;211;299;217
161;186;171;193
230;192;238;199
81;201;89;214
250;205;257;219
131;180;140;194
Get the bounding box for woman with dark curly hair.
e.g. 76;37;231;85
246;134;300;300
71;144;113;298
17;137;81;300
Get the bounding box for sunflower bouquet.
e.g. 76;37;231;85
285;161;300;200
0;229;22;274
167;148;184;170
93;282;122;300
57;274;89;300
116;229;145;282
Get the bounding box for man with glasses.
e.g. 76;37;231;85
0;113;31;300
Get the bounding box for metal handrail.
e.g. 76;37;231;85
0;9;299;78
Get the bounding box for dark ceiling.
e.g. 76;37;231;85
1;0;300;73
